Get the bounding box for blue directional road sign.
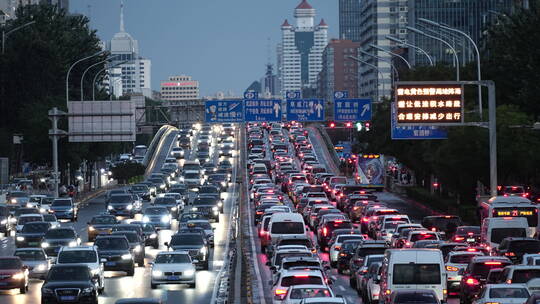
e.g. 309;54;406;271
334;98;372;121
245;99;282;122
285;91;301;99
286;99;325;121
391;102;447;140
205;100;244;123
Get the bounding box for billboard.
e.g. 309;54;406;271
68;101;136;142
396;82;464;126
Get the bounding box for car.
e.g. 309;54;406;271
49;198;77;221
107;194;136;218
87;214;119;242
41;264;98;304
95;235;135;276
130;221;159;249
388;289;441;304
459;256;513;304
15;213;44;232
348;241;389;277
162;193;185;212
112;231;145;267
497;265;540;284
171;147;185;159
154;196;180;219
452;226;481;244
186;220;215;247
329;234;364;267
150;251;197;289
445;251;484;296
8;191;30;207
164;233;209;270
282;284;335;304
42;214;60;228
271;269;328;303
0;204;14;233
472;283;530;304
41;227;81;257
190;196;220;222
317;219;354;251
0;256;28;294
13;248;50;279
353;254;384;295
130;184;151;201
56;246;104;293
15;221;50;248
494;237;540;264
142;206;172;230
364;262;382;303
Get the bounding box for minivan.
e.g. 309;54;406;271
268;213;306;247
481;217;528;251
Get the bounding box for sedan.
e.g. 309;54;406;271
150;251;197;289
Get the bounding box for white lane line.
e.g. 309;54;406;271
338;285;346;292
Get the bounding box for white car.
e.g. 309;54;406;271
472;283;530;304
329;234;364;267
171;147;185;159
14;248;50;279
271;269;328;303
151;251;197;289
283;284;335;304
445;251;484;294
42;214;60;229
163;193;185;211
16;214;44;232
28;195;46;208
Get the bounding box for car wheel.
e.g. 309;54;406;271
151;283;157;289
153;243;159;249
20;285;26;294
127;268;135;276
138;260;144;267
189;282;196;288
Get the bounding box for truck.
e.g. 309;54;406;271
354;154;385;191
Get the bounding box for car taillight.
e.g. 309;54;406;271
454;236;465;241
362;217;369;222
504;252;515;257
465;278;479;285
334;246;341;251
323;227;328;236
485;262;502;265
274;288;287;298
256;211;263;215
340;252;347;257
353;206;360;210
446;266;459;272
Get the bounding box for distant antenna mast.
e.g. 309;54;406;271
120;0;125;32
266;37;272;66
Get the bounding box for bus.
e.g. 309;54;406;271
479;196;538;237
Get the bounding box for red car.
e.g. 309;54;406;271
0;256;29;294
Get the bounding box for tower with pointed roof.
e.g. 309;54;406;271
278;0;328;95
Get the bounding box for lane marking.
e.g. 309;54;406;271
338;285;346;292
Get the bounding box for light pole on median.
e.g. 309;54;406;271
418;18;484;120
369;44;412;69
80;55;119;101
66;50;107;106
386;36;434;66
347;55;385;103
1;20;36;55
407;26;460;81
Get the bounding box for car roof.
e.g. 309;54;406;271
58;246;96;252
485;283;528;289
301;298;345;303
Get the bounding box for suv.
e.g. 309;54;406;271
41;264;98;304
190;196;220;222
165;233;209;270
348;241;389;278
494;237;540;264
49;198;77;221
94;235;135;276
57;246;104;293
317;219;353;251
459;256;512;304
107;194;136;218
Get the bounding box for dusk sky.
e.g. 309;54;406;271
71;0;339;97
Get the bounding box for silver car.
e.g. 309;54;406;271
13;248;50;279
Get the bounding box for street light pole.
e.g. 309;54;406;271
92;60;128;101
418;18;483;120
369;44;412;69
386;36;434;66
1;20;36;55
66;50;106;106
407;26;460;80
80;56;119;101
347;56;385;103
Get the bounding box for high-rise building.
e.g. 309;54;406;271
106;1;151;98
0;0;68;21
278;0;328;95
358;0;409;101
261;64;279;98
160;75;199;101
407;0;517;66
318;39;360;102
339;0;361;42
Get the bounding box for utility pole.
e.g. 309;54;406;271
48;108;67;198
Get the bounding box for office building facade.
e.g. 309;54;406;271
339;0;361;42
318;39;360;102
160;75;199;101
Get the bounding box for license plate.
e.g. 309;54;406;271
106;262;116;266
167;276;179;280
29;242;38;246
467;238;475;242
60;296;76;301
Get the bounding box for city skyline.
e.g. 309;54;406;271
72;0;338;98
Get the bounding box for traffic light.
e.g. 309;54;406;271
355;122;362;131
345;122;352;128
329;122;336;128
365;122;371;131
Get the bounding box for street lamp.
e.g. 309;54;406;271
407;26;460;81
92;60;128;101
80;55;120;101
386;35;434;66
359;49;400;81
369;44;412;69
1;20;36;54
66;50;107;106
417;24;471;66
418;18;483;120
347;55;385;103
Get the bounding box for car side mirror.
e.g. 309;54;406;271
164;242;169;247
192;259;199;264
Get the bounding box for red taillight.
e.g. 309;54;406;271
339;253;347;257
256;211;263;215
485;262;502;265
454;236;465;241
362;217;369;222
353;206;360;210
335;220;343;223
334;246;341;251
323;227;328;236
467;248;478;252
275;289;287;295
504;252;515;257
465;278;479;285
431;227;437;232
294;275;309;278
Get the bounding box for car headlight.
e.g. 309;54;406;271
10;218;17;224
88;226;95;231
11;199;16;203
192;207;198;211
200;247;207;255
161;215;170;223
149;233;157;239
217;202;223;207
221;182;227;187
152;270;162;277
171;207;178;211
160;184;166;189
212;206;218;211
42;287;54;294
90;268;100;276
68;241;77;247
39;208;46;213
143;216;150;223
134;245;142;252
68;208;74;212
40;178;46;183
82;287;93;294
0;219;6;225
184;269;195;277
12;272;24;280
26;203;33;208
41;242;50;248
16;236;24;241
107;205;113;210
121;253;132;260
126;204;133;210
36;264;47;271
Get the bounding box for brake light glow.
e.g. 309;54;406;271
467;248;478;252
431;228;437;232
340;253;347;257
504;252;515;257
334;246;341;251
484;262;502;265
454;236;465;241
362;217;369;222
353;206;360;210
294;275;309;278
466;278;479;285
323;227;328;236
275;289;287;295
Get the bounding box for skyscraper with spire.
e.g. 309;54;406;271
106;0;151;98
278;0;328;95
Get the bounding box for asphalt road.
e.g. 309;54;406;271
0;125;239;304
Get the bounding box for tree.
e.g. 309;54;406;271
111;162;146;184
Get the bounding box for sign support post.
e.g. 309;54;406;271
48;107;67;198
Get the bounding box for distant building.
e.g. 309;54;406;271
318;39;360;102
278;0;328;95
0;0;69;21
106;1;152;98
261;64;279;97
245;81;262;94
339;0;361;42
160;75;199;101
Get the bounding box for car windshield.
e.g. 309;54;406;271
58;250;97;263
450;254;478;264
394;292;439;304
21;222;49;233
184;173;199;179
200;187;218;193
155;253;191;264
171;234;204;246
10;192;28;198
342;241;363;251
281;275;323;287
180;214;206;222
145;208;168;215
42;214;57;222
193;197;216;205
384;222;406;230
41;198;54;205
410;233;437;242
45;229;75;239
456;226;480;235
18;216;42;225
155;197;176;204
276;253;312;266
14;250;46;261
491;228;527;244
183;164;200;171
189;222;212;229
47;266;91;281
471;262;509;277
110;195;131;204
393;264;441;284
271;222;304;234
489;287;529;298
508;241;540;253
91;216;117;224
95;238;129;250
512;269;540;283
131;186;147;191
115;233;139;243
0;259;22;269
52;200;71;206
289;287;332;299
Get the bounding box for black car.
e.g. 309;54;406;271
165;233;209;270
130;221;159;249
199;186;223;212
336;239;364;274
130;184;151;201
87;214;118;242
0;204;14;234
207;174;229;191
95;235;135;276
15;221;51;248
41;264;98;304
111;224;144;239
112;231;145;267
107;194;136;218
41;227;80;257
153;197;180;219
190;196;220;222
348;241;389;276
495;237;540;264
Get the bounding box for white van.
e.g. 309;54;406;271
379;249;446;304
481;217;528;250
268;213;306;246
479;196;537;237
